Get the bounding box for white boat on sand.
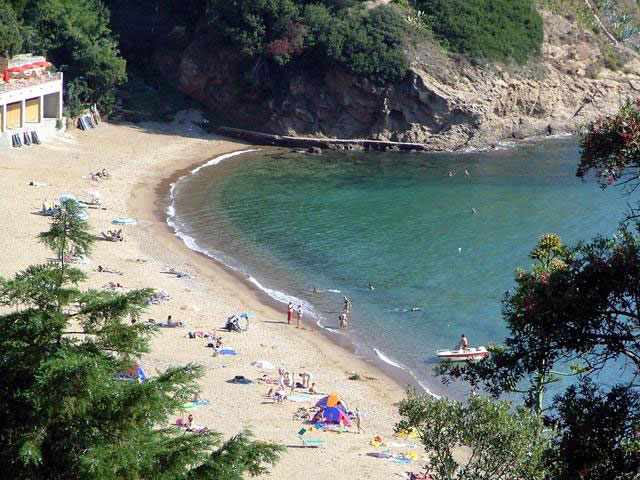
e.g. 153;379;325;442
436;346;489;361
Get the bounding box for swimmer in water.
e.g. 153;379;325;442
368;284;374;291
471;208;477;214
448;170;454;177
312;287;324;293
464;169;469;176
410;307;421;312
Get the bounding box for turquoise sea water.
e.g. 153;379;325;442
168;139;634;398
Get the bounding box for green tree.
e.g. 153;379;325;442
547;378;640;480
578;98;640;189
0;0;23;57
21;0;126;114
397;390;550;480
0;197;284;478
39;199;94;275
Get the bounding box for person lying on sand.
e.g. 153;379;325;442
97;265;122;275
101;229;124;242
163;266;193;278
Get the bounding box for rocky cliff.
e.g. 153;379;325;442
176;10;640;151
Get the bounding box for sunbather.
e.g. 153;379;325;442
97;265;122;275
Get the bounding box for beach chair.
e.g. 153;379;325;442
297;428;325;448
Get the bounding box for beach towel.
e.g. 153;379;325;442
113;217;137;225
229;375;252;384
217;348;236;355
287;395;314;403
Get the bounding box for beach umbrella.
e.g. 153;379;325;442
59;194;77;204
239;313;256;319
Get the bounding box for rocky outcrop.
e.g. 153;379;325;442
176;11;640;151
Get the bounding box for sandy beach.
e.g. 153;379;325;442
0;118;420;479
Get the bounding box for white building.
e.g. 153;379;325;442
0;54;64;149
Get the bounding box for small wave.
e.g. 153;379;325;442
327;289;341;293
246;275;314;312
373;347;407;371
372;347;440;398
190;149;258;175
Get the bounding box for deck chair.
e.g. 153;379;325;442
297;428;325;448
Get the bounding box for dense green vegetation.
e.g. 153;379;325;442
0;1;22;57
3;0;126;116
416;0;544;63
0;199;284;479
1;0;550;116
204;0;410;85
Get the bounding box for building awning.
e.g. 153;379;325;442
3;61;52;82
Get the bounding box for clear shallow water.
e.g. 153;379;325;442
169;139;634;399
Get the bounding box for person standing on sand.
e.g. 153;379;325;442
296;304;302;327
287;302;293;325
355;408;364;434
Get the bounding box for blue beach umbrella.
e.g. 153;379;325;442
239;313;256;319
59;194;77;204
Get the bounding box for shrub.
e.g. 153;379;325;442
416;0;543;64
208;1;408;84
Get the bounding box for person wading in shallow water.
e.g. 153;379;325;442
339;312;348;329
343;296;352;313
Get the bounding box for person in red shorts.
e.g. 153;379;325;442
287;301;293;325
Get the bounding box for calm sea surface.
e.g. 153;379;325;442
168;139;635;399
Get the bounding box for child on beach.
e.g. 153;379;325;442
296;305;302;327
355;408;364;434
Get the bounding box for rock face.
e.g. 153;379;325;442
176;11;640;151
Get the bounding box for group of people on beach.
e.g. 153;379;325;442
267;367;315;403
286;301;303;327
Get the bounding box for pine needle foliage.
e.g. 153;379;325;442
39;199;94;275
0;202;284;479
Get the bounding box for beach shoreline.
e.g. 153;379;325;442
0;120;423;479
140;145;431;397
